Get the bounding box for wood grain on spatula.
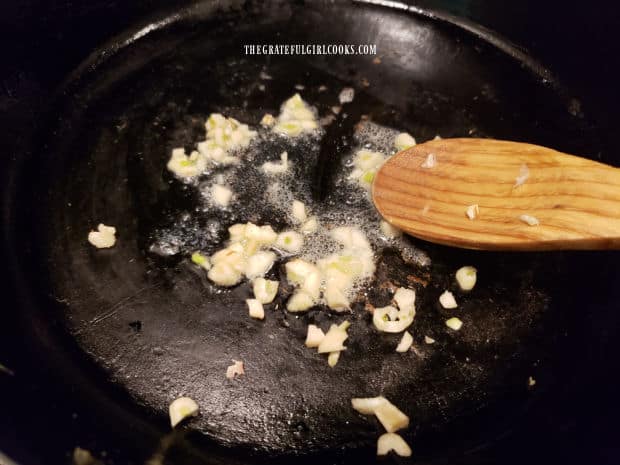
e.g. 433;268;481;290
372;138;620;250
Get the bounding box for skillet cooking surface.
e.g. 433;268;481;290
9;1;611;462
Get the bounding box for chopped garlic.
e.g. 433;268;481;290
205;114;256;152
514;163;530;188
301;216;319;234
275;230;304;253
324;283;350;311
317;323;350;353
260;113;276;127
349;150;386;190
380;220;402;238
528;376;536;387
351;396;388;415
377;433;412;457
466;204;479;220
273;94;318;136
439;290;458;309
208;262;242;287
211;184;233;207
373;306;414;333
261;151;289;174
245;223;277;245
169;397;199;427
245;251;276;280
305;324;325;348
287;291;316;312
445;317;463;330
393;287;416;313
519;214;539;226
88;224;116;249
167;148;208;178
226;360;244;379
420;152;436;169
253;278;279;304
291;200;307;223
285;259;318;284
302;271;322;300
338;87;355;104
375;401;410;433
327;351;341;367
424;335;435;344
455;266;477;291
246;299;265;320
191;252;211;270
351;396;409;433
228;223;246;242
395;331;413;352
394;132;416;151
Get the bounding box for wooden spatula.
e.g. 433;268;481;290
372;138;620;251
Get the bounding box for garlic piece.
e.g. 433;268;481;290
245;223;277;245
455;266;477;291
228;223;246;242
393;287;416;313
226;360;245;379
338;87;355;104
208;262;242;287
350;149;386;190
88;224;117;249
260;113;276;127
324;283;350;311
169;397;199;427
261;151;289;174
394;132;416;151
351;396;409;433
305;324;325;348
245;251;276;279
211;184;233;207
374;400;410;433
273;94;318;136
246;299;265;320
377;433;412;457
373;306;414;333
466;204;479;220
317;323;350;354
424;335;436;344
395;331;413;353
291;200;307;223
167;148;208;178
514;163;530;188
327;351;341;367
439;290;458;309
275;230;304;254
519;214;539;226
380;220;402;238
420;153;436;169
252;278;279;304
301;216;319;234
302;271;322;300
445;317;463;330
191;252;211;270
285;259;319;285
286;291;315;312
351;396;388;415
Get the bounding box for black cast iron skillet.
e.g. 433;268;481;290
1;1;619;464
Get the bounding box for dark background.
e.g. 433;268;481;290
1;1;619;464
